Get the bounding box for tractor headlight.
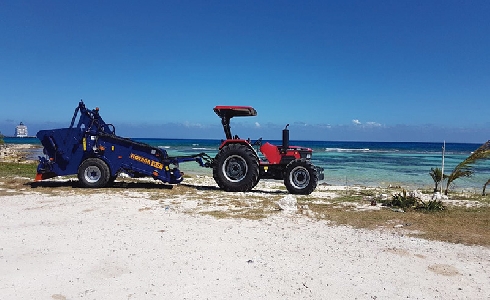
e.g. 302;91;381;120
306;154;311;159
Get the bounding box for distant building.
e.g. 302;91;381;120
15;122;28;137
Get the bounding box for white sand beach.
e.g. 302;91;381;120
0;185;489;299
0;144;489;299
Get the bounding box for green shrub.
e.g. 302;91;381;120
417;200;445;211
382;190;417;208
381;189;445;212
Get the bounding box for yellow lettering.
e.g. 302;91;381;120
130;153;163;169
150;160;163;170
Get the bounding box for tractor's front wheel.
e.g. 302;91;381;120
213;144;259;192
284;159;318;195
77;158;111;188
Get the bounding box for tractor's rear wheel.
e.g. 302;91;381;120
213;144;259;192
77;158;110;188
284;159;318;195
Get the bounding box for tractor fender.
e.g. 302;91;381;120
219;139;253;151
217;139;260;163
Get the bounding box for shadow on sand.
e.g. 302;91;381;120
28;180;286;195
28;180;174;190
180;183;286;195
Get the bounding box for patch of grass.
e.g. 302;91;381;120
304;203;490;246
333;193;364;203
196;192;279;220
358;189;378;197
414;207;490;245
200;207;274;220
0;162;37;178
452;192;490;202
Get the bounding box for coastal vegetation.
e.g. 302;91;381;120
443;140;490;195
429;167;443;192
483;179;490;196
0;131;4;144
381;189;445;212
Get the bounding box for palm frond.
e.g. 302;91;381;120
459;140;490;164
445;140;490;194
483;179;490;196
429;167;443;182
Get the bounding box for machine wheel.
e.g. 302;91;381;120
213;144;259;192
284;159;318;195
77;158;111;188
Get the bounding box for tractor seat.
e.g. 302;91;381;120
260;142;282;164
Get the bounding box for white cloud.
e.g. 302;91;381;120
255;122;260;128
366;121;382;127
351;119;382;127
183;121;203;128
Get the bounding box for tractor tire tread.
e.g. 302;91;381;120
284;159;318;195
213;143;259;192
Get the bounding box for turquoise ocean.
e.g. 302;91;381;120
5;137;490;191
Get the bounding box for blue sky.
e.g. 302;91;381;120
1;0;489;142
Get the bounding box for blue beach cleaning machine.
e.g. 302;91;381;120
35;100;212;187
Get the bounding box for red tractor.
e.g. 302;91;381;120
211;106;324;195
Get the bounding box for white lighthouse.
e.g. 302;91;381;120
15;122;28;137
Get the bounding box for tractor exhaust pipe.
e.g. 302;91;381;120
282;124;289;152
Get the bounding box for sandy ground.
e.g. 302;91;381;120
1;144;489;299
1;188;489;300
